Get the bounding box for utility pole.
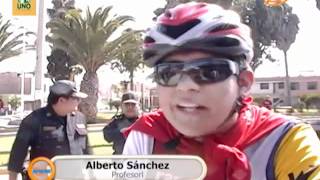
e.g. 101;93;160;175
35;0;45;106
284;51;292;106
141;83;144;110
20;27;26;119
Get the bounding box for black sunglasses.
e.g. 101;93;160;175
154;58;240;87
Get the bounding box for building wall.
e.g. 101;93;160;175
0;72;32;94
0;72;41;111
133;82;156;111
251;76;320;105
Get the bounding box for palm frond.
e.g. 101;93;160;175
0;16;24;61
46;6;137;72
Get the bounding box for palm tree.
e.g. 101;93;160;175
46;6;136;122
0;15;23;62
47;0;77;19
46;0;82;82
111;30;144;90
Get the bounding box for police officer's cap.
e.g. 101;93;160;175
121;92;139;104
50;80;88;98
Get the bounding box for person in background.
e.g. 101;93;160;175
8;80;90;180
103;91;140;155
0;98;4;115
0;98;4;109
122;2;320;180
260;95;273;110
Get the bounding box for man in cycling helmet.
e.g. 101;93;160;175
122;2;320;180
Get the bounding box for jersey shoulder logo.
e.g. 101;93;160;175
288;166;319;180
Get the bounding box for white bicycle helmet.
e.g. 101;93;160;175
143;2;254;67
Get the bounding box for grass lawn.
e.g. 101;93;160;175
96;112;116;120
0;136;15;152
0;154;9;168
274;108;320;116
0;136;15;166
0;131;114;167
92;146;113;155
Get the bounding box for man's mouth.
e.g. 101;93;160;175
176;103;206;112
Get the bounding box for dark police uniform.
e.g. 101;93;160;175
103;114;137;154
8;105;89;175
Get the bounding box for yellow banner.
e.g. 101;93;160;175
264;0;288;7
12;0;36;16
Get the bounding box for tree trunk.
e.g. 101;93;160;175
129;71;134;91
284;50;292;106
79;71;99;123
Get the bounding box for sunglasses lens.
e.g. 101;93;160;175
155;63;183;86
195;63;233;84
154;59;238;86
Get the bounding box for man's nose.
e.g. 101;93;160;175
176;74;200;92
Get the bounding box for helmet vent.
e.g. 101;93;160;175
208;24;238;33
164;10;172;18
144;36;155;44
206;37;240;47
157;19;201;39
143;50;156;60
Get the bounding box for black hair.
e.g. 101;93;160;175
47;91;73;106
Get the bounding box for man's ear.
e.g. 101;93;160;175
58;97;67;103
238;70;254;96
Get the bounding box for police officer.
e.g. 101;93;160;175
8;80;90;180
103;92;140;154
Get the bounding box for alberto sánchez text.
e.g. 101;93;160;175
86;161;170;170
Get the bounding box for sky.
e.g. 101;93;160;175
0;0;319;85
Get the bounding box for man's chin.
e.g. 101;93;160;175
173;114;201;124
174;126;207;138
169;117;215;136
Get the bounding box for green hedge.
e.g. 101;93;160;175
300;94;320;111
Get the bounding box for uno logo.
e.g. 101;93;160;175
18;0;31;3
264;0;288;6
12;0;36;16
17;0;31;9
27;157;56;180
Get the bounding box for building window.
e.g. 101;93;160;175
278;82;284;89
290;82;300;90
260;83;269;90
307;82;318;90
